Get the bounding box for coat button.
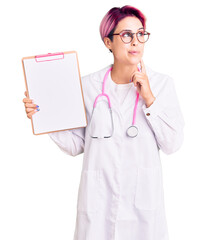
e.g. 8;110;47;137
146;113;150;116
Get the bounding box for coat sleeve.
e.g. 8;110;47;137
48;127;85;157
142;76;185;155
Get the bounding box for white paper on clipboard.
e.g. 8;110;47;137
22;51;87;135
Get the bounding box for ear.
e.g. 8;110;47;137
103;37;112;51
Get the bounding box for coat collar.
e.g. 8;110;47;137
90;63;155;117
91;63;155;83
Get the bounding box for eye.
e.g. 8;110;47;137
122;31;132;38
138;31;146;36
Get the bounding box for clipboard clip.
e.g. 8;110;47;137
35;52;64;62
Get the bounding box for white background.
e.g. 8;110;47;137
0;0;205;239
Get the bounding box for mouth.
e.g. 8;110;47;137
128;51;140;55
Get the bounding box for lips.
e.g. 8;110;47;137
128;51;140;55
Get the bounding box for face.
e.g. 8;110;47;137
104;16;145;66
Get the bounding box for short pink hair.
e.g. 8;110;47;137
99;5;147;42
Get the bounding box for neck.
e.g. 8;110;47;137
111;61;138;84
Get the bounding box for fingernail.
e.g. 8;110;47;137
36;105;39;108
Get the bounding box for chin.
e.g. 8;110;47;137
127;58;140;66
117;55;141;66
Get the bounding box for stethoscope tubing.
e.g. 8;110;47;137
98;67;140;126
90;66;140;138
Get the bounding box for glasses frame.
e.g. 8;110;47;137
108;30;151;44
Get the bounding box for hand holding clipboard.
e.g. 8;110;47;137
22;51;87;135
23;91;39;119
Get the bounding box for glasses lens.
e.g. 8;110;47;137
137;31;149;43
120;31;133;43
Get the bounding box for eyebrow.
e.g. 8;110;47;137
121;27;144;31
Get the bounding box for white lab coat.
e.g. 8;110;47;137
48;64;185;240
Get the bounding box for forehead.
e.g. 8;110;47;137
115;16;143;31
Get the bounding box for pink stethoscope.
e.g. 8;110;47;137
89;64;141;138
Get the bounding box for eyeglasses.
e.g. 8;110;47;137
108;30;151;43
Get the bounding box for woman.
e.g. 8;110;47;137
23;5;185;240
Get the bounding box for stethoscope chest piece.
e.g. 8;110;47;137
127;125;138;138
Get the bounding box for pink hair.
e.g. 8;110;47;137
99;5;147;42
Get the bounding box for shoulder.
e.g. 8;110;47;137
79;65;112;97
81;64;112;84
146;64;173;82
145;64;175;94
79;65;112;100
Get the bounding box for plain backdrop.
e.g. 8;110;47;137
0;0;206;239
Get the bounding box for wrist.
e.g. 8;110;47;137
145;96;156;108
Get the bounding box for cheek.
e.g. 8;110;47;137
140;45;144;53
113;44;130;58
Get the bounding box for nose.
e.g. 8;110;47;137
131;33;139;45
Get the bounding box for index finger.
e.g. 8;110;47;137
140;59;146;74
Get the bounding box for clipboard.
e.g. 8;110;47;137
22;51;87;135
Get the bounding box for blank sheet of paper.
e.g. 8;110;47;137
22;51;87;135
